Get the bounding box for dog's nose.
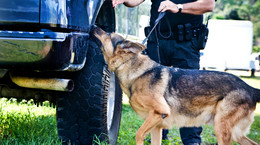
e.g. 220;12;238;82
90;25;98;34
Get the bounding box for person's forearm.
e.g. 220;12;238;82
182;0;215;15
123;0;145;7
158;0;215;15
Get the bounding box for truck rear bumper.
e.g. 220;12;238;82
0;30;89;71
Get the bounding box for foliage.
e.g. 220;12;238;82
253;46;260;53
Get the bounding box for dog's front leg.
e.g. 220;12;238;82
151;126;163;145
136;110;163;145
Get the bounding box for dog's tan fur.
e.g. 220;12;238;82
93;27;260;145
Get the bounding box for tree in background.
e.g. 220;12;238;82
115;1;151;37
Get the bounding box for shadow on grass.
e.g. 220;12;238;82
240;76;260;79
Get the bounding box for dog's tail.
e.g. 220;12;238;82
253;88;260;103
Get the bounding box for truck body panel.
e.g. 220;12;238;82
0;0;106;71
0;0;104;31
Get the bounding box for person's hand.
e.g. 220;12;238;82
112;0;125;8
158;0;178;13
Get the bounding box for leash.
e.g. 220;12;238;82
114;56;135;72
142;11;166;45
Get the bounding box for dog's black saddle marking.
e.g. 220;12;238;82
141;66;164;86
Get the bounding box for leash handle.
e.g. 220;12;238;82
142;11;166;45
155;11;166;24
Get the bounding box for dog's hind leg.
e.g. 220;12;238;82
213;91;251;145
214;91;257;145
136;110;164;145
215;110;258;145
214;101;234;145
233;111;258;145
151;126;163;145
214;117;232;145
237;136;258;145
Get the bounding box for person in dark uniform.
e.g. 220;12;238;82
112;0;215;145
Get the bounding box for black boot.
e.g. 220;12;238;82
162;129;169;140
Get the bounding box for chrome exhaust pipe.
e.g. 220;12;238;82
10;74;74;92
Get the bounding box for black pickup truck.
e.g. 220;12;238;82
0;0;122;144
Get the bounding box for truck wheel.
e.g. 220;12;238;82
56;40;122;145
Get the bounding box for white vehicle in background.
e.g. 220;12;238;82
200;20;259;76
139;15;150;40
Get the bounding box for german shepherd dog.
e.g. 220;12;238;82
92;27;260;145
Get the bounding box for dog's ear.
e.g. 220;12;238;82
123;41;146;54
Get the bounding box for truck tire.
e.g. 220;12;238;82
56;40;122;145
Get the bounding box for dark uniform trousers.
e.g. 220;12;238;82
146;36;202;144
147;37;201;69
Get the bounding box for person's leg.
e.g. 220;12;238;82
162;129;169;140
180;127;202;145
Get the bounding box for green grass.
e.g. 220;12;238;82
0;98;61;145
0;75;259;144
240;76;260;90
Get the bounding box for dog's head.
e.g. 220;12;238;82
92;27;146;72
